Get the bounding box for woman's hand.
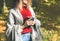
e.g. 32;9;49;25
19;25;25;29
20;18;35;29
29;20;35;26
24;19;35;27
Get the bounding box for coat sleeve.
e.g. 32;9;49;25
6;9;22;37
6;9;15;36
30;7;42;41
34;19;42;41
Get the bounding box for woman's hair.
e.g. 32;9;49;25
26;0;32;9
13;0;32;9
12;0;20;8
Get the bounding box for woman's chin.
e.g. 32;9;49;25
23;2;27;5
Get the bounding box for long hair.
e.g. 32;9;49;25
12;0;20;8
27;0;32;9
13;0;32;9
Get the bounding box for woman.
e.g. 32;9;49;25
6;0;42;41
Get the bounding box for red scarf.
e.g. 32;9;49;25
20;7;32;34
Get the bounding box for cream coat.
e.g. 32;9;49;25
6;7;42;41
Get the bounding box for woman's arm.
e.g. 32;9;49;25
30;7;41;25
6;9;26;37
30;7;42;41
6;9;15;36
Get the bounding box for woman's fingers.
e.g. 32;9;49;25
23;19;35;27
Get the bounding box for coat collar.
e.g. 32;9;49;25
11;7;34;24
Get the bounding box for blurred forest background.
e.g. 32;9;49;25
0;0;60;41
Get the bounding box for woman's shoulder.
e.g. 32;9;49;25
29;7;33;10
29;7;34;11
9;8;15;12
